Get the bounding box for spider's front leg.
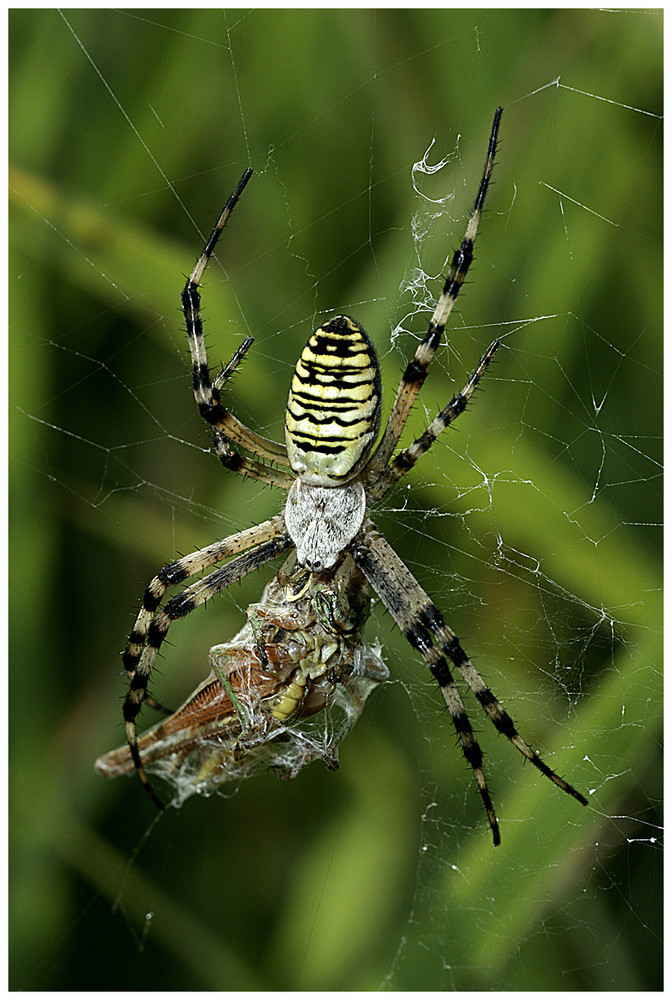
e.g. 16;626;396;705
121;517;291;806
351;521;500;843
350;519;587;846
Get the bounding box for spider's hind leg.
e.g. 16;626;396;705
365;107;503;480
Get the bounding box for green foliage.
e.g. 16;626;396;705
10;9;661;991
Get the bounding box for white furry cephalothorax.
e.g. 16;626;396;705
284;479;366;572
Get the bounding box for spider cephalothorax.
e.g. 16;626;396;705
107;108;587;845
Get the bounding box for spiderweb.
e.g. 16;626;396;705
9;9;662;991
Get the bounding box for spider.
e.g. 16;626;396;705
119;107;587;845
96;552;389;799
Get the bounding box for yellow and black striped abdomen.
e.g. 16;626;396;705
285;315;381;485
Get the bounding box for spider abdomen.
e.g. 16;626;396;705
285;315;381;485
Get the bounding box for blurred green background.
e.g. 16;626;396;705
10;9;662;991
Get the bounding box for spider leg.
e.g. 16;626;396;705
212;335;254;390
181;168;292;481
210;428;294;489
351;519;500;845
368;338;499;501
122;515;291;806
205;331;289;464
421;599;588;807
351;518;587;845
366;107;502;481
142;693;174;716
122;516;287;682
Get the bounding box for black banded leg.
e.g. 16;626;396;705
211;335;291;463
124;534;293;754
210;428;294;489
122;516;288;687
351;518;587;843
366;108;502;479
181;168;292;472
350;519;500;844
125;533;293;807
122;521;291;806
419;605;589;808
406;615;500;845
368;338;500;501
183;283;292;471
182;274;292;478
181;169;252;425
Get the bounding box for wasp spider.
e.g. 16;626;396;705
119;107;587;844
